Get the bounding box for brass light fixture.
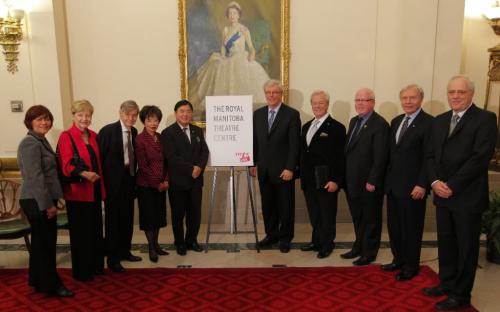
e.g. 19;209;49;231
0;8;24;74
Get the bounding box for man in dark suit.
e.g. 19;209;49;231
161;100;209;256
341;88;389;266
382;84;434;281
423;76;497;310
300;90;346;259
98;100;142;273
250;79;301;253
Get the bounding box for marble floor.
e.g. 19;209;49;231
1;223;499;311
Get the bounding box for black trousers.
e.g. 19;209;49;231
303;187;338;250
259;180;295;243
105;173;135;264
168;187;202;246
436;205;481;301
387;194;426;273
19;199;62;293
66;200;104;280
346;194;383;259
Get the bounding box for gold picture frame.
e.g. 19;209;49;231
178;0;290;124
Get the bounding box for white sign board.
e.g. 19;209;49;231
206;95;253;166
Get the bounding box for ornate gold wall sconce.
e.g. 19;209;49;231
0;8;24;74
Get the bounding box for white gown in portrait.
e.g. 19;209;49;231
188;27;270;107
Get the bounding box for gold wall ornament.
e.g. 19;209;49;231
178;0;290;125
0;9;25;74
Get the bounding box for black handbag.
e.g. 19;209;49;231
56;131;87;184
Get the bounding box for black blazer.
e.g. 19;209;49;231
426;104;497;213
344;111;390;198
385;110;434;197
253;103;301;184
300;115;346;190
97;120;138;200
161;123;209;191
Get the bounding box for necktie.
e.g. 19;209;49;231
306;119;320;146
126;130;135;176
348;117;362;146
183;127;191;143
396;116;410;143
448;114;460;136
268;110;276;132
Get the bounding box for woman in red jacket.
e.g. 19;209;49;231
136;105;169;262
58;100;106;282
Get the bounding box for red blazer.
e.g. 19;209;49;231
58;124;106;202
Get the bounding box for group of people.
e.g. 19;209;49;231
17;99;208;297
17;75;496;311
251;77;496;311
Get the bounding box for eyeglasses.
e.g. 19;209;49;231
265;91;283;95
354;98;374;102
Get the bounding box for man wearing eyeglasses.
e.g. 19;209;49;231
250;79;301;253
341;88;389;266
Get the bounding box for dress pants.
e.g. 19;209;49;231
66;200;104;280
168;187;202;246
387;194;426;273
20;199;62;293
346;194;383;259
259;180;295;243
303;187;337;250
436;205;481;301
105;173;135;264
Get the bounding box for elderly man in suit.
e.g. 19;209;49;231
250;79;301;253
423;76;497;310
161;100;209;256
299;90;346;259
341;88;389;266
98;100;142;273
382;84;434;281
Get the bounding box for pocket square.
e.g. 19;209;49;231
319;132;328;137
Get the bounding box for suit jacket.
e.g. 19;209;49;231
161;123;209;191
253;103;301;183
97;120;137;200
426;104;497;213
18;131;63;211
385;110;434;198
300;115;346;190
59;125;106;202
344;111;390;198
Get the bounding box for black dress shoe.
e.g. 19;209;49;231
149;249;158;263
258;237;278;247
301;243;319;252
51;286;74;298
74;275;94;282
395;270;417;281
353;257;375;266
317;249;332;259
187;242;203;252
340;250;359;259
176;245;187;256
422;286;447;297
381;262;402;271
155;246;169;255
279;242;291;253
108;263;126;273
123;254;142;262
435;297;470;310
94;268;105;275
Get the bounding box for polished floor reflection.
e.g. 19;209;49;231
1;223;499;311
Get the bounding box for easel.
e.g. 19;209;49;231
204;167;260;253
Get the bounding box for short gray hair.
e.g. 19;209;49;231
120;100;139;113
263;79;283;92
310;90;330;103
355;88;375;100
399;84;424;99
448;75;475;92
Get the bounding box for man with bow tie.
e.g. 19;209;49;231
341;88;389;266
299;90;346;259
381;84;433;281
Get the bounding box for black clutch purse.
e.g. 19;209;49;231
314;165;329;189
56;132;87;185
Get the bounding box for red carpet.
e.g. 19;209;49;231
0;266;477;311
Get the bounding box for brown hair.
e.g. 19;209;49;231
24;105;54;130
